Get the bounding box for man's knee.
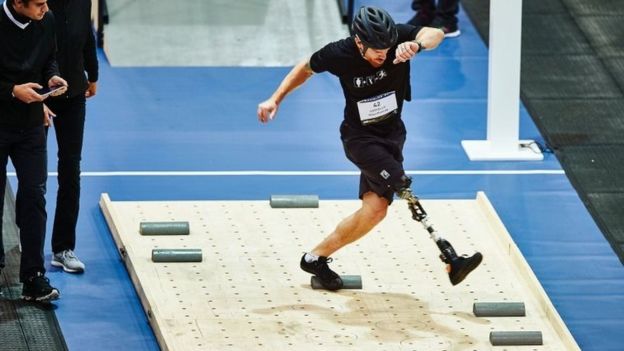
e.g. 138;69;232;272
18;182;47;199
362;192;389;223
370;205;387;223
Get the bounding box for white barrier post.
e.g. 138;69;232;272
461;0;542;161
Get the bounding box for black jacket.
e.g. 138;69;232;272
0;6;59;128
49;0;98;98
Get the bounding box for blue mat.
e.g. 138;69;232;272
13;3;621;350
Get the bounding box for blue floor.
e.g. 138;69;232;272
8;3;623;351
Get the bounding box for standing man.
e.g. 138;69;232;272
45;0;98;273
407;0;462;38
257;6;481;290
0;0;67;302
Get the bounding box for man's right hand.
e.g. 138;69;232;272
12;83;45;103
257;99;279;124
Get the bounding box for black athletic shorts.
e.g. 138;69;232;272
340;120;407;204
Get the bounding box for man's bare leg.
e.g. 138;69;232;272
299;192;389;290
311;191;388;257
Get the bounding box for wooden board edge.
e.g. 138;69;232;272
475;191;581;351
98;193;171;351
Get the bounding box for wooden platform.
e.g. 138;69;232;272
99;192;579;351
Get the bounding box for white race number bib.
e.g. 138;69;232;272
356;91;398;125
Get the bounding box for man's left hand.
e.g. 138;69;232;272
85;81;97;98
43;103;56;127
47;75;68;96
393;41;420;64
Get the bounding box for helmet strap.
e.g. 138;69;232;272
360;45;369;58
355;35;369;58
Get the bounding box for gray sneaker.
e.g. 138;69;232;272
52;250;85;273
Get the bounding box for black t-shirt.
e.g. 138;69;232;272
310;24;422;137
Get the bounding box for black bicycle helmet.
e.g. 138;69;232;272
352;6;398;49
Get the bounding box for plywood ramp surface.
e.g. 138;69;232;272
99;192;579;351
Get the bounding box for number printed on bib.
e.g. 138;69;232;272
356;91;398;125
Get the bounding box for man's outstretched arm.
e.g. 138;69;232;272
257;59;315;123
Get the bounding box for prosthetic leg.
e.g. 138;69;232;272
396;176;482;285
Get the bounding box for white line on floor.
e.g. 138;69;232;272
7;170;565;177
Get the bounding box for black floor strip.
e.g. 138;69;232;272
462;0;624;263
0;182;68;351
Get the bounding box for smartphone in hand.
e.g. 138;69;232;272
36;85;66;98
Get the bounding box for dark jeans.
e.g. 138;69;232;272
0;126;48;281
412;0;460;24
46;96;86;254
0;183;6;272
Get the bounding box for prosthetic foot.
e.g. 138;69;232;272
437;239;483;286
396;175;483;286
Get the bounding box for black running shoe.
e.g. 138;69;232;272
300;254;343;291
447;252;483;286
22;273;60;302
430;16;461;38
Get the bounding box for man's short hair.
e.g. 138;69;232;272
11;0;34;5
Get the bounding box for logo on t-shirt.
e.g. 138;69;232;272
353;69;388;88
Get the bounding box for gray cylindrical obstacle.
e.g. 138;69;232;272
473;302;526;317
490;331;543;346
311;275;362;289
140;221;190;235
151;249;202;262
270;195;319;208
